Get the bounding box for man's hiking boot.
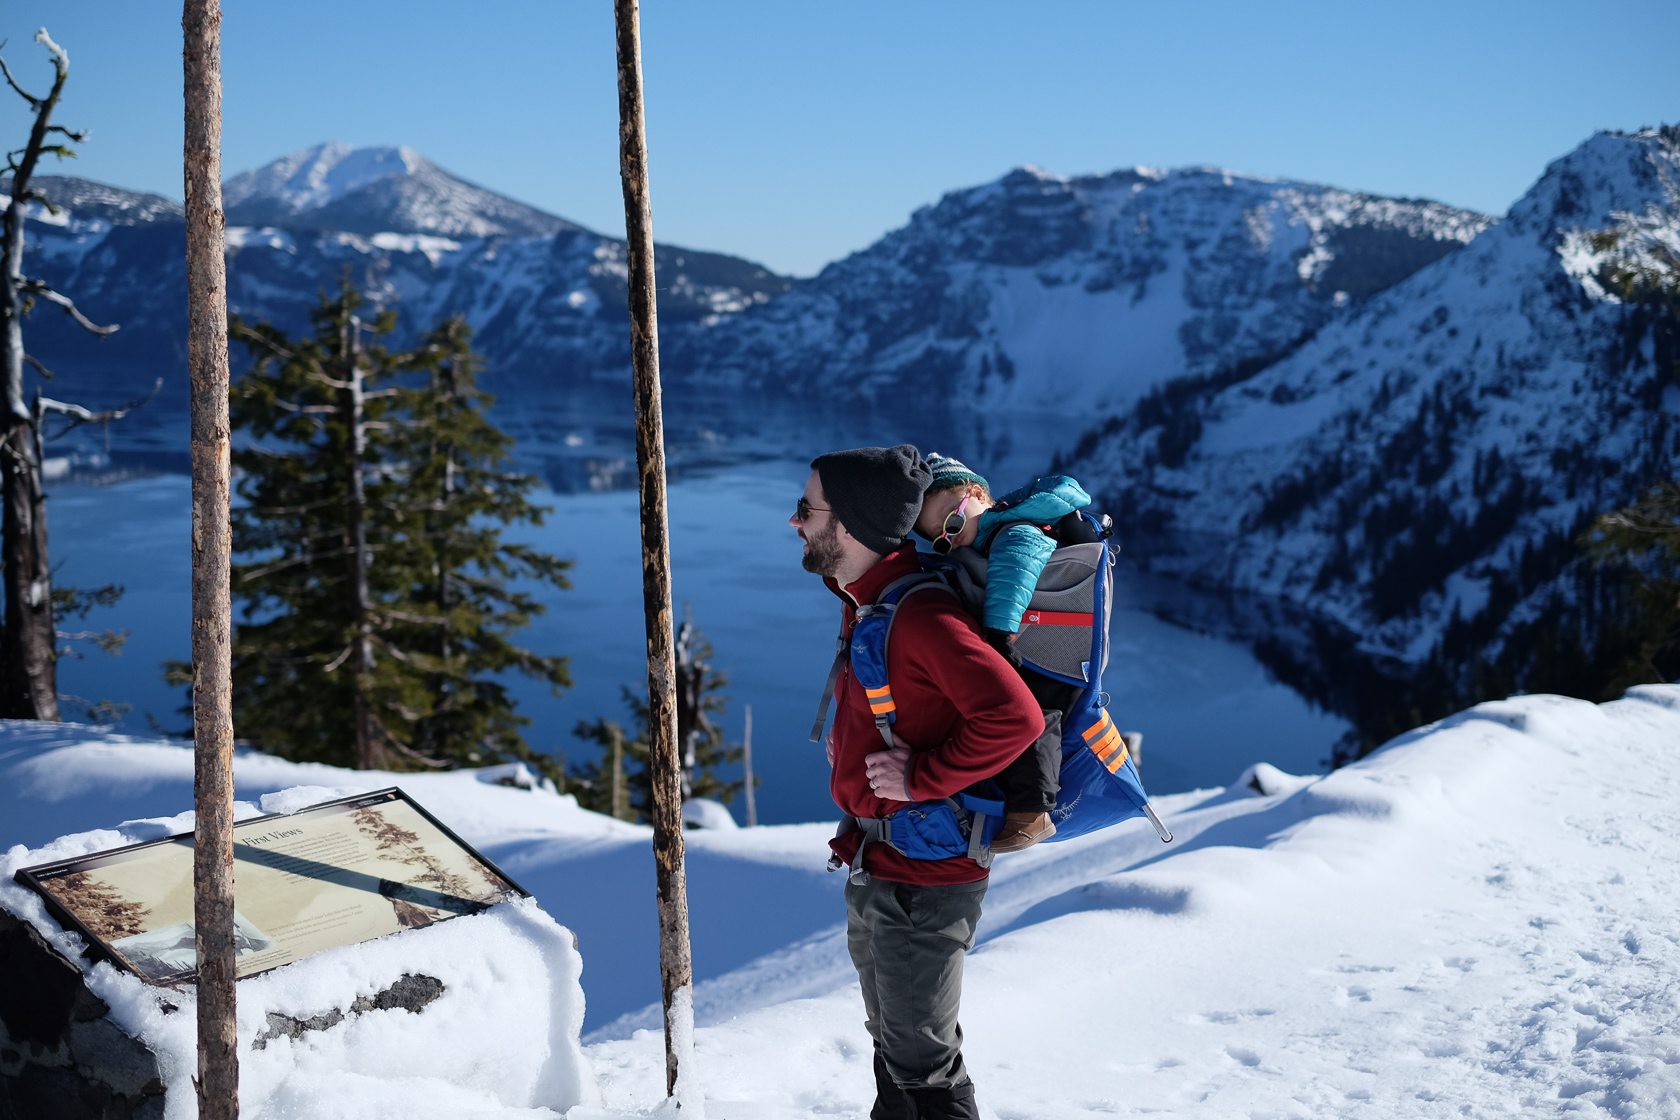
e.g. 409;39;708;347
990;811;1055;853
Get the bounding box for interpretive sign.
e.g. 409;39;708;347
14;788;525;985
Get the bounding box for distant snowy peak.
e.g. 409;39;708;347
223;142;579;239
222;143;424;212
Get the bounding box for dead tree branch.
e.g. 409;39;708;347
21;280;120;336
37;377;161;438
0;49;41;108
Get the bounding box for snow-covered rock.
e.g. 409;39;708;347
1;834;595;1119
682;798;740;830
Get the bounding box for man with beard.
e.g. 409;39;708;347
791;444;1043;1120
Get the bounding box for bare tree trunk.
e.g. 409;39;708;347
0;421;56;719
742;704;755;827
613;0;692;1097
0;37;72;721
343;316;378;770
183;1;238;1116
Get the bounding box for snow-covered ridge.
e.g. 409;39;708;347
667;162;1494;412
5;688;1679;1117
1068;127;1680;671
1;174;184;225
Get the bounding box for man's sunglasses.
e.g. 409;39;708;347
794;496;831;522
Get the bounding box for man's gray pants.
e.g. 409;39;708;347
845;874;987;1092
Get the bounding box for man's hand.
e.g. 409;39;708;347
826;730;835;767
864;744;912;801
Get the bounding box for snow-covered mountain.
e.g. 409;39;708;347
9;150;791;440
15;150;1493;432
223;143;578;239
667;164;1493;411
1062;128;1680;718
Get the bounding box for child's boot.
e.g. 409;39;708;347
991;811;1055;853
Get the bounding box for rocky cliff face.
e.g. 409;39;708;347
1063;129;1679;697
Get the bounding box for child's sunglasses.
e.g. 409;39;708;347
931;507;968;555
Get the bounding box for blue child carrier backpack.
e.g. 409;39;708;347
810;510;1171;882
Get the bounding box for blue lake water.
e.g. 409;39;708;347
49;457;1349;825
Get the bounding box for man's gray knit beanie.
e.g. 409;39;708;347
811;444;932;556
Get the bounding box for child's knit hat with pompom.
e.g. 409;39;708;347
924;452;990;495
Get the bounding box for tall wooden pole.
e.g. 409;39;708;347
742;705;756;827
610;725;624;821
613;0;693;1098
183;2;238;1116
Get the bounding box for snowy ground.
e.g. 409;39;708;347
4;686;1679;1118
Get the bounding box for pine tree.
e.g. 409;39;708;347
220;282;571;772
670;613;741;804
1584;483;1680;689
1580;224;1680;689
397;316;573;765
569;714;642;820
567;613;746;822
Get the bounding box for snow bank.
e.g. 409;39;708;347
7;687;1680;1117
0;722;641;855
582;687;1680;1117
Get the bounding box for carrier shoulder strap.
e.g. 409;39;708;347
856;572;954;749
808;631;848;743
807;570;954;745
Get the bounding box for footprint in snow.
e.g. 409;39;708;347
1224;1046;1261;1067
1197;1008;1276;1024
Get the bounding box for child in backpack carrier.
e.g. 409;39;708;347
914;453;1094;853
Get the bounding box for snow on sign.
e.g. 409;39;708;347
12;788;526;985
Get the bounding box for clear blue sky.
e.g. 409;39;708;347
4;1;1676;276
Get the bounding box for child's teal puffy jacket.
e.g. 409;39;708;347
973;475;1092;633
